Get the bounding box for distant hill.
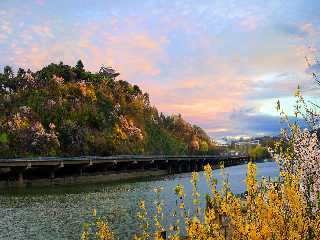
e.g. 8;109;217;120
0;61;215;157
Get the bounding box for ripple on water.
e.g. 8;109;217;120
0;161;279;240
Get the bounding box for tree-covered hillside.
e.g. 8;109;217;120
0;61;215;157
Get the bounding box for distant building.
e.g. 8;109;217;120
234;139;260;147
99;66;120;80
215;139;230;147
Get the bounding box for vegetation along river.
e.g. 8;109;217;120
0;161;279;240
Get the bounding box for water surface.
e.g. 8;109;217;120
0;161;279;239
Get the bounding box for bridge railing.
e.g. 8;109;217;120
0;154;248;163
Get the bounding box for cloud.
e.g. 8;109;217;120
306;62;320;74
277;22;320;41
301;23;319;38
0;34;7;42
239;16;261;31
195;108;306;138
150;62;249;109
277;23;307;37
182;110;283;138
0;13;12;43
73;24;169;80
31;25;54;38
35;0;45;6
1;22;12;34
5;18;168;82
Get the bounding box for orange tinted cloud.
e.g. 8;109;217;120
301;23;319;38
8;19;168;83
146;61;252;122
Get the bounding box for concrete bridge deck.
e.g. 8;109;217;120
0;154;249;187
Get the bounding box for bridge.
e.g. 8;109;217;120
0;154;249;187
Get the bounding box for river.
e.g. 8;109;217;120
0;161;279;240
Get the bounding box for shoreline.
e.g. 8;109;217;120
0;169;169;189
0;160;272;189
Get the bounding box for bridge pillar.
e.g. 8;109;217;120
196;162;200;171
199;162;204;171
121;164;128;171
78;160;94;176
49;163;65;180
192;162;197;172
194;162;203;172
12;167;27;187
186;161;191;172
189;161;195;172
99;163;108;172
50;170;55;179
141;162;145;170
177;163;183;173
76;164;86;176
49;166;58;179
154;162;159;169
17;171;24;187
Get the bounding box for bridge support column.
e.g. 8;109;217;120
98;163;108;173
195;162;199;172
50;170;55;179
141;162;145;170
154;162;159;170
17;171;24;187
79;167;83;176
195;162;203;172
49;167;57;179
121;164;128;171
200;163;203;171
49;163;64;180
187;161;191;172
78;160;93;176
12;167;28;187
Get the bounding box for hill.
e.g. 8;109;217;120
0;61;215;157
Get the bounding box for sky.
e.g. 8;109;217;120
0;0;320;138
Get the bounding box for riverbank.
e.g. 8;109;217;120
0;169;169;188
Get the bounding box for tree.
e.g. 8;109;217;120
0;62;212;157
76;60;84;70
17;68;26;78
248;145;269;161
189;136;200;153
3;66;13;79
199;141;209;154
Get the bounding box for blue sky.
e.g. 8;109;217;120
0;0;320;138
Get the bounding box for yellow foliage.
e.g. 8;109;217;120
114;124;128;141
96;219;114;240
11;114;30;129
78;82;97;101
84;163;320;239
81;209;114;240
